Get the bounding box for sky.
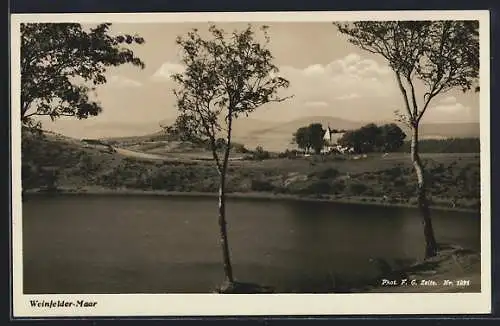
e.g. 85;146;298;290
38;22;480;138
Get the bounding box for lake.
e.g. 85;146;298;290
22;194;480;293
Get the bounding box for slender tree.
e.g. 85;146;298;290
335;21;479;257
21;23;145;128
293;123;326;154
293;126;311;153
308;123;326;154
171;24;290;290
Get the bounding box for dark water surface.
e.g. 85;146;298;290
22;194;480;293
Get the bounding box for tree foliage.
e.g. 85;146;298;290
21;23;146;127
293;127;311;152
252;145;271;160
335;20;479;258
293;123;325;154
171;24;290;173
339;123;380;153
335;21;479;126
339;123;406;153
379;123;407;152
308;123;326;154
170;24;290;287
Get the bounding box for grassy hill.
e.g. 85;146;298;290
43;116;480;153
102;117;479;153
21;130;480;211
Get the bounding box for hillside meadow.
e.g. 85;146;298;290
21;132;481;212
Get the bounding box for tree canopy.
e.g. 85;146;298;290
338;123;406;153
170;24;290;288
171;24;290;172
379;123;407;152
21;23;145;128
293;123;325;154
293;126;311;153
335;21;479;127
335;20;479;258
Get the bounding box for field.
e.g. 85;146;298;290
21;131;481;211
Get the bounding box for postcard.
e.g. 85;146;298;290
10;10;491;317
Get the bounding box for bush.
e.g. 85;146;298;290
278;149;300;159
330;180;346;194
384;167;403;179
232;143;249;154
251;179;274;192
431;163;446;174
307;180;331;194
393;178;406;188
39;167;60;192
22;162;40;190
347;182;368;196
252;146;271;160
317;167;339;180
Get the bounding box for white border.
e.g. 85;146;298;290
10;11;491;317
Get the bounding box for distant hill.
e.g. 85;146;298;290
407;122;480;139
40;115;480;152
103;117;480;152
40;119;165;140
248;116;365;135
249;116;480;139
102;116;278;146
234;116;480;152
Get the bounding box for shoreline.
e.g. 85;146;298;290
361;243;481;293
23;187;479;213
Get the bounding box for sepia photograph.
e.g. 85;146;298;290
11;10;491;316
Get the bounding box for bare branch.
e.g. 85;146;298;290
405;75;419;117
336;21;478;125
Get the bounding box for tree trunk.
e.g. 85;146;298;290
411;125;438;258
217;171;234;284
217;106;236;287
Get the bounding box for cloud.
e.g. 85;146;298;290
336;93;360;100
249;53;400;121
304;101;329;107
151;54;393;102
145;54;400;123
106;75;142;88
152;62;185;81
433;95;471;114
278;53;395;106
422;95;477;123
438;96;458;105
303;64;325;76
343;53;361;65
434;102;471;113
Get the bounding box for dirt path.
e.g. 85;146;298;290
113;146;245;162
113;147;171;161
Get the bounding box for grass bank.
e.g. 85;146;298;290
360;244;481;293
22;133;481;212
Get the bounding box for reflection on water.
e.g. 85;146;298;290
22;194;480;293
